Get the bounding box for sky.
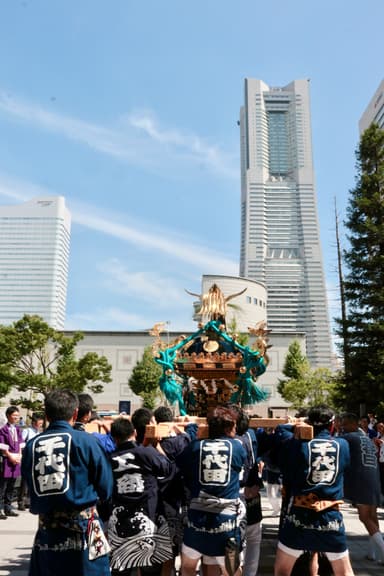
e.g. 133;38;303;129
0;0;382;337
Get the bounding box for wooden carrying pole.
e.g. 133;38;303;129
145;417;313;440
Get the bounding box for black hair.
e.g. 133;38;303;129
359;415;369;424
307;405;334;432
5;405;20;417
31;412;44;423
89;410;99;422
154;406;173;423
111;417;135;443
226;403;249;436
236;410;250;436
77;393;94;421
131;408;153;444
341;412;359;424
208;406;237;439
45;389;79;422
295;408;309;418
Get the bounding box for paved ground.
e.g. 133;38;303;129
0;510;36;576
0;499;383;575
259;499;384;575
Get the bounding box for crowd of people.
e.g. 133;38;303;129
0;394;384;576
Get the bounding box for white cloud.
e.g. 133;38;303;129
0;91;125;156
0;91;238;180
0;174;238;274
0;174;40;202
65;306;195;332
65;307;150;331
127;112;185;146
99;258;188;306
74;205;237;273
127;110;238;178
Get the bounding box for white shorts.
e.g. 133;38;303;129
277;541;349;561
182;543;225;566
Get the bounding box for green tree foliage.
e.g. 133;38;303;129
280;340;310;381
278;340;309;409
278;368;336;411
226;317;249;346
128;346;162;409
0;315;112;410
278;340;336;410
337;123;384;411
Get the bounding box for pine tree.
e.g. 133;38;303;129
341;123;384;411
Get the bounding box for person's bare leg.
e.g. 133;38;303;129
161;559;175;576
329;555;355;576
204;565;222;576
273;547;297;576
357;504;384;561
309;552;319;576
181;554;200;576
357;504;380;535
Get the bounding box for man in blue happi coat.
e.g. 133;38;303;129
273;405;354;576
21;389;114;576
177;405;247;576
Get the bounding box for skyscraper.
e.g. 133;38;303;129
359;78;384;132
0;196;71;329
239;78;332;367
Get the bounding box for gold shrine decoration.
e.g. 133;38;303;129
185;283;247;322
149;283;272;415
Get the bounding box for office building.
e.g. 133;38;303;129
0;196;71;329
239;78;332;367
359;79;384;132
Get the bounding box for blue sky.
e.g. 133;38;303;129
0;0;382;335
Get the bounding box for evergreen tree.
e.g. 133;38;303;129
0;314;112;410
278;340;336;410
339;123;384;411
280;339;310;380
278;367;336;411
128;346;162;409
277;340;310;409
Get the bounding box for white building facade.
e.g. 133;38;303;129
0;196;71;329
239;78;332;367
359;79;384;132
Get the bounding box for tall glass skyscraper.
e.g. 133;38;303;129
0;196;71;329
359;78;384;132
239;78;332;367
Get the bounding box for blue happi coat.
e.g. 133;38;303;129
108;440;176;571
22;420;113;513
21;420;113;576
178;435;247;556
275;426;351;553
